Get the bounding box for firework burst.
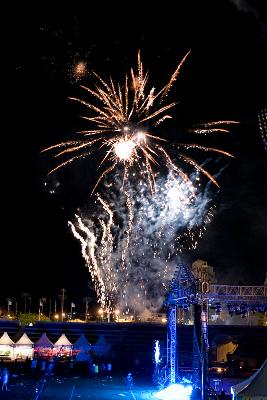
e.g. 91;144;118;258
42;51;238;193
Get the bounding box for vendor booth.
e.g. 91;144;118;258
0;332;14;360
14;332;34;360
73;334;91;353
53;333;72;357
73;334;91;362
34;333;54;358
93;335;111;358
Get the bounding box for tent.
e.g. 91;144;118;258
34;333;54;358
231;359;267;399
14;333;34;360
53;334;72;356
73;334;91;353
76;351;91;362
73;334;91;362
0;332;14;360
93;335;111;357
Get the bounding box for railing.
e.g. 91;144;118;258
207;285;267;303
209;285;267;297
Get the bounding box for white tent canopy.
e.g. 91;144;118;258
16;333;33;346
54;334;72;347
0;332;14;345
231;359;267;399
53;334;72;356
14;333;34;360
0;332;14;360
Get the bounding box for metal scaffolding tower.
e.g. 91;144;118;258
167;305;177;384
165;263;198;387
163;263;267;399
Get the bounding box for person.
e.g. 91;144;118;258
220;389;226;400
94;363;99;377
126;372;133;390
41;359;46;373
107;362;112;378
134;358;140;374
69;357;74;374
31;358;37;374
46;358;54;376
100;362;106;376
1;368;9;391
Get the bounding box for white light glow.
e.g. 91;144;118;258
154;340;160;364
153;383;193;400
114;139;136;161
136;131;146;143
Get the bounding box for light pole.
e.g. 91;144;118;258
48;299;52;320
38;299;42;321
39;298;46;321
70;302;75;320
7;299;12;316
98;308;103;322
115;310;120;322
83;297;91;322
60;288;66;322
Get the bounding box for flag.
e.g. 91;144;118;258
71;302;75;308
8;300;12;306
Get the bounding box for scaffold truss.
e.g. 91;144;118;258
162;263;267;400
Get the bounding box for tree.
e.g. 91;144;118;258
18;313;50;326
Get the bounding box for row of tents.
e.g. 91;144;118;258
0;331;111;360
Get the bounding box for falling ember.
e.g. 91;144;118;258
42;50;238;193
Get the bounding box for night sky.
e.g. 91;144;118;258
3;1;267;310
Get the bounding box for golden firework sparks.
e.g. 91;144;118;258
42;50;238;192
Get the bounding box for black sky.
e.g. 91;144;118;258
3;1;267;307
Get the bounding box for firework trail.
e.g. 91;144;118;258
42;51;238;193
69;171;214;316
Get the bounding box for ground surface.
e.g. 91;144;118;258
0;372;243;400
0;374;157;400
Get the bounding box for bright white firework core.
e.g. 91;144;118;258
114;138;136;161
153;383;193;400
